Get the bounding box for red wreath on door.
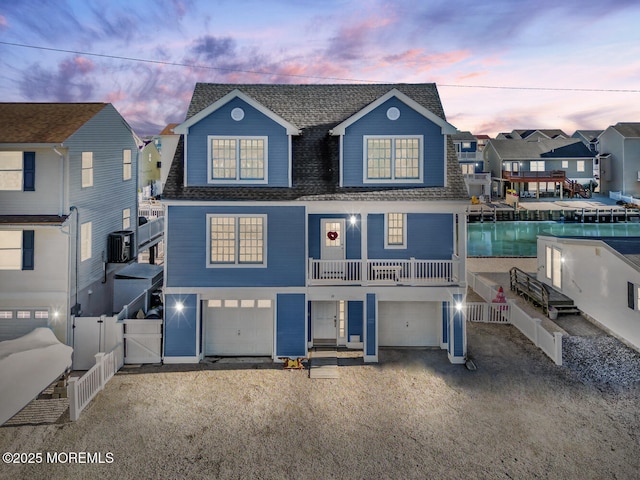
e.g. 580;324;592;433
327;231;339;241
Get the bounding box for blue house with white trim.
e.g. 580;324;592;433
162;84;469;364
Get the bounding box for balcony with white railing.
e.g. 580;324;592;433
137;216;164;250
308;257;460;286
463;172;492;185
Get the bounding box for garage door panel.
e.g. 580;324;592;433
205;303;273;356
378;302;439;347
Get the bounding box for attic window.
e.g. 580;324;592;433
208;136;268;184
364;135;423;183
231;108;245;121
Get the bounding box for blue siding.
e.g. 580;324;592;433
186;97;290;187
166;205;306;288
348;301;363;338
451;294;464;357
342;97;445;187
276;294;306;357
365;294;376;356
441;301;449;345
367;213;453;259
164;294;198;357
308;214;361;259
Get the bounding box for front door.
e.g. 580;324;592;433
313;301;337;345
321;219;345;261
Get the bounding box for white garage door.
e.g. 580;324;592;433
204;300;273;356
378;302;439;347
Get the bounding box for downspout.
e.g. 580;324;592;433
52;146;64;215
69;206;79;315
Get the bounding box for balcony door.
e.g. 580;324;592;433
321;219;346;261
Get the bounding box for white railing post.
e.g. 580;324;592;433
554;332;563;366
94;353;105;388
67;377;79;421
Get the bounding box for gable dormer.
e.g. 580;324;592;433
175;89;300;188
330;89;457;188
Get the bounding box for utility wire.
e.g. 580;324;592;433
1;40;639;93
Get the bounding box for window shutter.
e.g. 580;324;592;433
628;282;636;310
22;230;34;270
23;152;36;191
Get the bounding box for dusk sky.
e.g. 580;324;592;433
1;0;639;137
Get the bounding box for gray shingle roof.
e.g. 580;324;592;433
487;138;594;160
612;123;640;138
163;83;468;202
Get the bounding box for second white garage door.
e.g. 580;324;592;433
204;300;273;356
378;301;439;347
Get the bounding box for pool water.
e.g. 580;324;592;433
467;221;640;257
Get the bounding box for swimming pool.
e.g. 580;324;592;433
467;221;640;257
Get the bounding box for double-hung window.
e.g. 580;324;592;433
530;161;545;172
0;151;34;191
82;152;93;188
577;160;585;172
364;136;423;183
385;213;407;248
123;149;132;181
207;215;266;267
81;222;92;262
0;230;34;270
208;136;267;183
122;208;131;230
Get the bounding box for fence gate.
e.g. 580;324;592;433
123;319;162;364
73;315;123;370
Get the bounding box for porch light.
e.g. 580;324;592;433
52;310;60;319
175;301;184;312
349;215;357;225
455;302;463;312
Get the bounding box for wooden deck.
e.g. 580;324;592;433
509;267;578;314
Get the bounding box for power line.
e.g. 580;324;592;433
1;40;639;93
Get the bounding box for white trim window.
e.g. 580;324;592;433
0;230;22;270
545;245;562;288
123;208;131;230
364;135;423;183
577;160;585;172
81;221;92;262
208;136;268;183
530;161;545;172
82;152;93;188
123;149;132;181
207;214;266;267
561;160;569;169
385;213;407;249
0;152;22;190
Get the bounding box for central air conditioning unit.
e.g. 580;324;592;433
108;230;134;263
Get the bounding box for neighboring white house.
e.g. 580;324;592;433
0;103;140;344
537;235;640;351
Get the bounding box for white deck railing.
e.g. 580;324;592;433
308;257;459;285
137;216;164;250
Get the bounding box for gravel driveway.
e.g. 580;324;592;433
1;321;638;480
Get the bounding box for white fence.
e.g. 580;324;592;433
467;272;563;365
67;345;124;421
123;319;162;364
610;191;640;206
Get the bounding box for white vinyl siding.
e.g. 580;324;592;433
364;136;423;183
81;221;92;262
208;136;267;183
0;152;22;191
123;149;132;180
82;152;93;187
207;215;266;267
0;230;22;270
385;213;406;248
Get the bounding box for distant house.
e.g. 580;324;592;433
484;138;596;198
597;123;640;197
156;123;180;192
138;140;161;199
497;129;568;141
572;130;603;154
162;83;469;365
0;103;139;344
537;235;640;352
451;131;491;199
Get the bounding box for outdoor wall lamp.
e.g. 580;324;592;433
349;215;357;225
175;301;184;312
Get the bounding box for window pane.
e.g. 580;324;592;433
394;138;419;179
210;217;236;263
0;311;12;319
82;152;93;187
0;231;22;270
123;150;132;180
240;299;255;308
257;300;272;308
208;300;222;308
123;208;131;230
17;311;31;319
238;217;263;263
81;222;92;261
387;213;404;245
367;138;391;179
239;139;264;179
325;221;342;247
34;311;49;319
0;152;23;190
212;139;237;179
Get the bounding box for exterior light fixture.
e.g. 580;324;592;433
350;215;357;225
175;301;184;312
455;302;463;312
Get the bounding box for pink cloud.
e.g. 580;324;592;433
60;56;95;76
372;49;471;74
0;15;7;28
